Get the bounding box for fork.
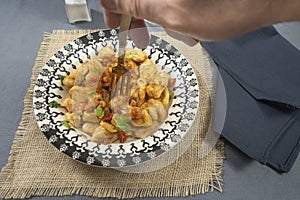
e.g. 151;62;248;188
110;14;132;97
112;71;132;98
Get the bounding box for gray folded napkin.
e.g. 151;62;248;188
201;26;300;172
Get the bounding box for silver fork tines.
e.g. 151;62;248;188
109;14;132;98
112;71;131;98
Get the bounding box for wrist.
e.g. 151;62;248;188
265;0;300;25
282;0;300;21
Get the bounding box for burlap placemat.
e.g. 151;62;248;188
0;30;224;199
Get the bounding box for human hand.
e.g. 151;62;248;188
100;0;300;41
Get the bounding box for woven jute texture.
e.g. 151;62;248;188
0;30;224;199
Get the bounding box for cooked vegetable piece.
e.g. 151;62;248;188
114;115;132;132
63;76;75;88
61;120;71;129
59;75;65;86
95;106;104;118
101;121;117;132
49;100;61;108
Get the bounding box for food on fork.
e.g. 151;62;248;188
59;46;176;144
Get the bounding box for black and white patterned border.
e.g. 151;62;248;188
33;29;199;168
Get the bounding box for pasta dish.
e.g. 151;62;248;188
58;46;176;144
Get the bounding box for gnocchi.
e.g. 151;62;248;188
60;46;176;144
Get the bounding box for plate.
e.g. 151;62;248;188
33;29;199;168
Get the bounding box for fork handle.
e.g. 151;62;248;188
118;14;132;58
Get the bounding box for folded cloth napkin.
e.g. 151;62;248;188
202;26;300;109
201;26;300;172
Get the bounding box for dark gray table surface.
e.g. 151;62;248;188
0;1;299;200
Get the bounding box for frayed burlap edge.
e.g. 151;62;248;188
0;32;52;188
0;30;225;199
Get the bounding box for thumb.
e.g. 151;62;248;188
100;0;161;22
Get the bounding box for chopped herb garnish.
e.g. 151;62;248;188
169;90;175;100
93;67;100;75
59;75;65;86
114;115;132;132
130;51;138;55
88;91;96;96
49;100;61;108
61;120;71;129
120;104;128;111
95;106;104;118
85;75;90;82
